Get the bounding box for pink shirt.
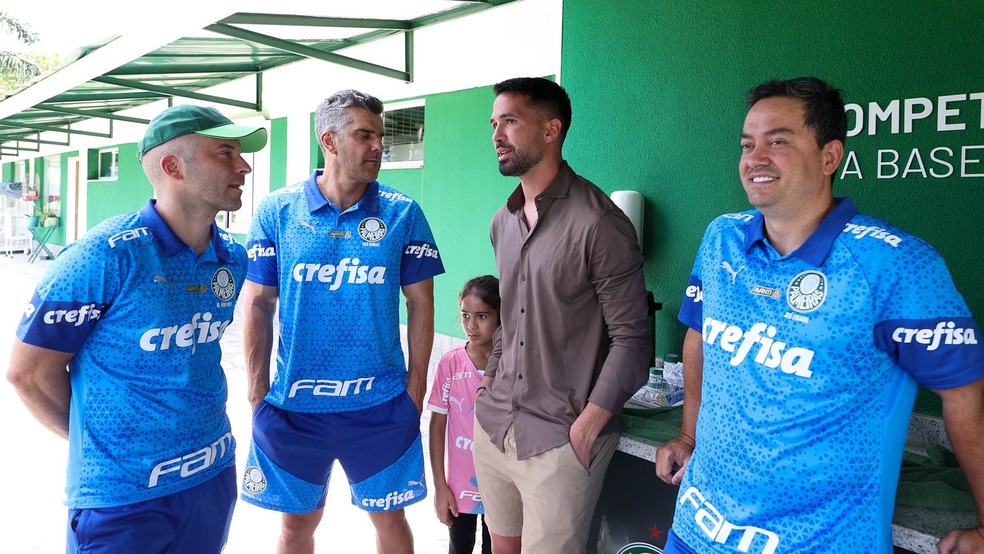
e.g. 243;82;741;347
426;345;485;514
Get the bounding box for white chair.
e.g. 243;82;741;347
2;213;32;257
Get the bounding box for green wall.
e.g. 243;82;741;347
561;0;983;413
269;117;288;192
87;143;152;230
379;86;515;336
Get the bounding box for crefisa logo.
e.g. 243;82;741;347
211;268;236;301
786;270;827;313
243;466;267;493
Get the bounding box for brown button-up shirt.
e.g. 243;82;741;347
475;162;651;459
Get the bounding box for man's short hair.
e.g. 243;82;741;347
745;77;847;148
493;77;572;141
315;89;384;140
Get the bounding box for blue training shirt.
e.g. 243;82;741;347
16;200;244;509
246;171;445;413
675;197;982;553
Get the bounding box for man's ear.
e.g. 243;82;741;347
821;139;844;177
160;154;183;179
321;132;336;154
544;118;562;144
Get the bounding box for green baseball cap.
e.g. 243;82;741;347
137;104;268;161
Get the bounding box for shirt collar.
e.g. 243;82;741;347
303;169;379;214
138;199;233;262
506;161;575;213
744;197;859;267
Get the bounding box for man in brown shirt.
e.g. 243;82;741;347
473;77;651;553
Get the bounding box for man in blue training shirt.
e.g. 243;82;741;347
239;89;444;553
655;77;984;553
7;104;267;553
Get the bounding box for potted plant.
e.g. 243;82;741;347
24;209;40;228
26;205;58;228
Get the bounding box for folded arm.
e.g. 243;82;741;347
7;339;74;439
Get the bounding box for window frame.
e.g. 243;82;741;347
381;99;425;170
96;147;119;181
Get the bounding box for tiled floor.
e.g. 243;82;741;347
0;249;470;553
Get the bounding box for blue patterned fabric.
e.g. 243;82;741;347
245;171;444;413
241;393;426;514
17;200;244;508
674;197;982;553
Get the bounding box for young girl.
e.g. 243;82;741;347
426;275;499;554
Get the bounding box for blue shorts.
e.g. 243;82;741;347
241;391;426;514
66;465;236;554
662;528;698;554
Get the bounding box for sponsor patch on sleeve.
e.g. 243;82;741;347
17;292;110;353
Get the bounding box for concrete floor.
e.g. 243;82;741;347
0;249;472;553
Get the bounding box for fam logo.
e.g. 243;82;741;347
149;432;233;488
786;270;827;313
358;217;387;242
211;268;236;301
243;466;267;493
107;226;150;248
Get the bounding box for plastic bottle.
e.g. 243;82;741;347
662;353;684;389
642;367;668;404
659;353;685;406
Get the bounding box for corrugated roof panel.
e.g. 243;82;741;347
0;2;519;156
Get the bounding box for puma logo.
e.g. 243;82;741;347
721;261;745;284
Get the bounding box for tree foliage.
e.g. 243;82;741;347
0;11;59;94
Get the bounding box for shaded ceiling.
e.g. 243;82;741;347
0;0;518;158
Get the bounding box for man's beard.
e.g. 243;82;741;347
498;144;543;177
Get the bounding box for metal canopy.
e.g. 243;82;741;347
0;0;517;158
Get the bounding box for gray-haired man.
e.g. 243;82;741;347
239;90;444;553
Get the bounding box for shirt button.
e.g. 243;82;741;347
520;308;525;314
513;406;521;412
518;374;523;380
521;275;526;282
520;341;524;346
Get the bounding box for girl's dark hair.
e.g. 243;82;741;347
460;275;500;312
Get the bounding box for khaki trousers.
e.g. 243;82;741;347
473;419;618;554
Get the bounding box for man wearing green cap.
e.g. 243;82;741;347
7;104;267;553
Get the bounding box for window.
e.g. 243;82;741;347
382;100;425;168
13;160;27;186
43;156;61;218
97;148;119;180
13;160;36;198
